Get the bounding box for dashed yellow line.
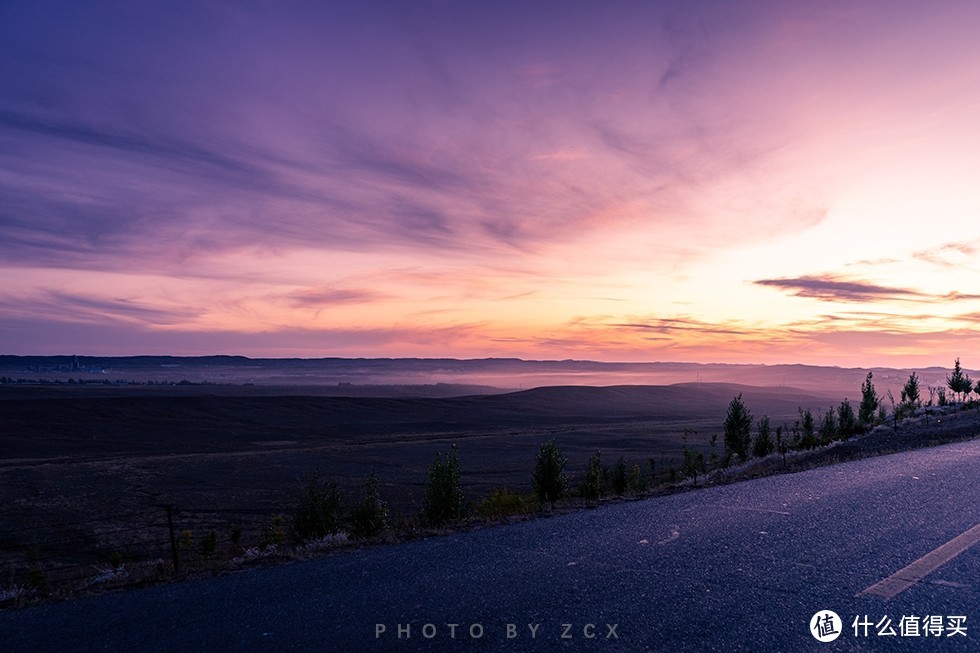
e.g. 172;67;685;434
860;523;980;599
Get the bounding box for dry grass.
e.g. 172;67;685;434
3;386;978;608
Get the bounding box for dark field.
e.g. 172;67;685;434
1;382;845;500
0;381;845;595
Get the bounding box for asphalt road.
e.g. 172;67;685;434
2;439;978;652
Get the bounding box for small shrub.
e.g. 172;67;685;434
199;529;218;558
293;470;342;542
790;419;802;449
477;487;539;518
580;450;604;500
26;548;46;593
297;533;349;555
229;524;242;547
799;408;817;449
231;546;278;566
626;464;649;494
350;470;389;538
752;415;774;458
532;440;568;503
681;446;705;484
422;445;466;526
179;530;194;551
610;455;629;496
0;585;27;603
901;372;921;415
261;514;288;548
837;399;859;438
776;426;788;464
818;407;838;443
90;563;126;584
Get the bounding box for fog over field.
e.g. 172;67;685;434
0;355;961;400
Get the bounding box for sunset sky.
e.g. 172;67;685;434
2;1;980;366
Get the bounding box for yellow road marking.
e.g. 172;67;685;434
860;523;980;599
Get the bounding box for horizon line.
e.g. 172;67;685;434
0;353;966;371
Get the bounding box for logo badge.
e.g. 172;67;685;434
811;611;842;642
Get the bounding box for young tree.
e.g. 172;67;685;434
837;399;858;438
886;389;898;429
723;394;753;461
293;469;342;542
818;407;838;443
681;446;706;485
581;450;604;500
947;358;973;402
776;425;788;466
626;464;649;494
752;415;774;458
900;372;921;416
350;469;389;538
610;455;629;495
859;372;880;426
799;407;817;449
423;445;466;525
199;529;218;558
532;440;568;503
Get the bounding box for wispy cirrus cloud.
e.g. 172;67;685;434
284;288;385;309
0;290;200;326
530;149;589;162
610;317;751;337
0;314;487;357
0;0;840;280
912;240;980;269
0;109;271;185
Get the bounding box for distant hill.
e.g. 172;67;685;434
0;355;965;399
479;383;843;420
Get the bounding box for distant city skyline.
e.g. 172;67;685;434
2;1;980;366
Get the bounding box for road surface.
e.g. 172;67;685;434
2;439;978;651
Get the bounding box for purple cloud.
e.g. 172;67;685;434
754;276;927;302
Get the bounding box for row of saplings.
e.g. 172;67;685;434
290;359;980;544
722;359;980;466
289;442;663;544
